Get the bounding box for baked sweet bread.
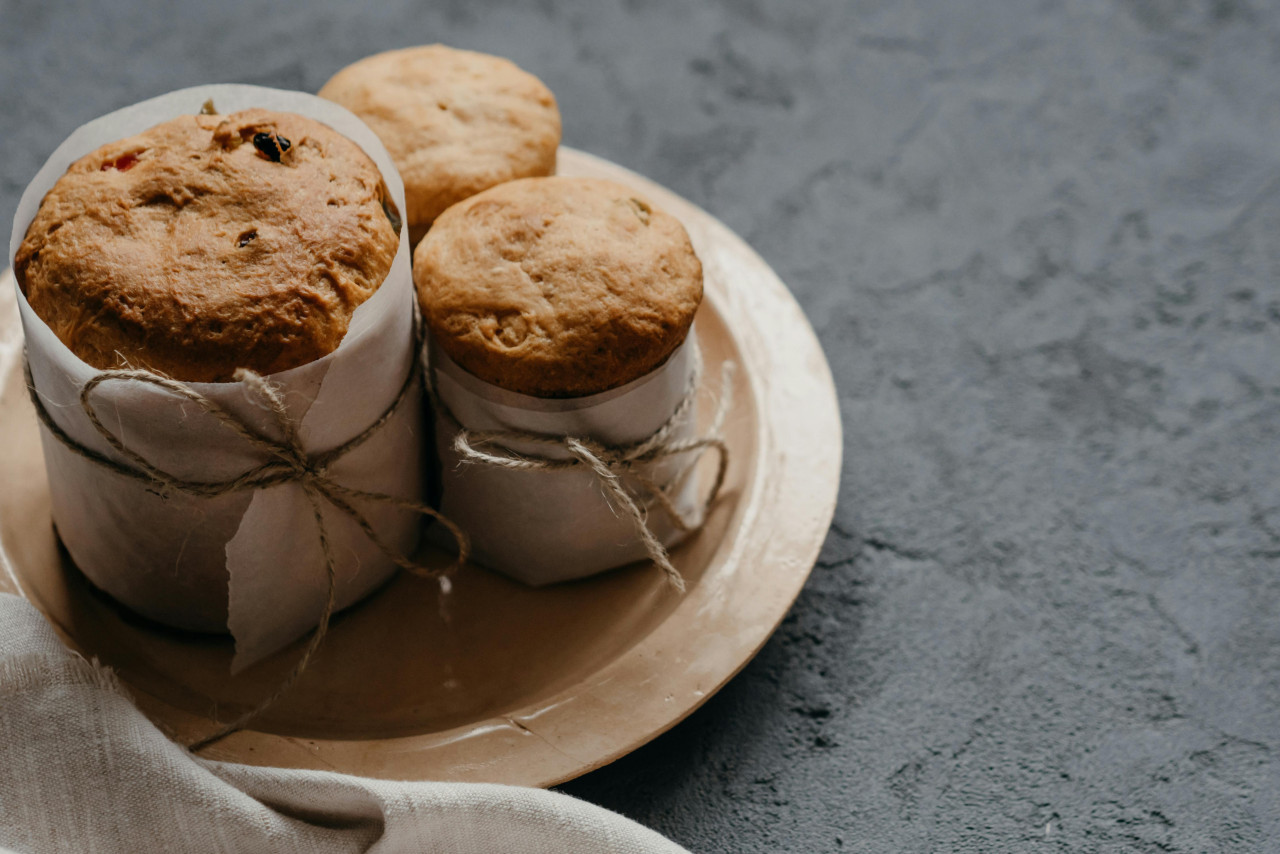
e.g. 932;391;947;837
15;108;399;383
318;45;561;244
413;176;703;398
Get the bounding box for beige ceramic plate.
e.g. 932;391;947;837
0;148;840;787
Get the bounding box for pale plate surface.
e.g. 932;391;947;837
0;148;841;787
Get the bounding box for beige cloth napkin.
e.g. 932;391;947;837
0;594;690;854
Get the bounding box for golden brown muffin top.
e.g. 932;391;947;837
318;45;561;237
15;108;399;383
414;176;703;398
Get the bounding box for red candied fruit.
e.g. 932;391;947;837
100;153;139;172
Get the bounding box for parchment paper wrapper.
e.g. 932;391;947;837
430;331;702;586
10;85;421;671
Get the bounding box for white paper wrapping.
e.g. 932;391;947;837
10;85;422;671
429;330;702;586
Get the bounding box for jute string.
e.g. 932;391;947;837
426;347;736;593
23;349;469;752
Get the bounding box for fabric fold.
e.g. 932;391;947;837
0;594;689;854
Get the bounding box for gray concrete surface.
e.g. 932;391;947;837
5;0;1280;850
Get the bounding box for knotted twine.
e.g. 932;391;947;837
23;349;469;752
426;346;736;593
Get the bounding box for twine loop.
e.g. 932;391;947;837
24;350;469;751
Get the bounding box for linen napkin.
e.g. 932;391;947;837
0;594;689;854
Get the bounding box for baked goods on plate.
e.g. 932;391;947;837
10;86;423;671
1;51;841;781
415;176;717;586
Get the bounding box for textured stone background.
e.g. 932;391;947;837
5;0;1280;850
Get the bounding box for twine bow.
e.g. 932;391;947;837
429;350;735;593
23;351;469;751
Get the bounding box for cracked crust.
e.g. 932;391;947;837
15;108;399;383
318;45;561;236
413;176;703;397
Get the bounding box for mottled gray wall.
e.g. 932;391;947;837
5;1;1280;851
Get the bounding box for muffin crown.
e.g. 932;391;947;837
15;108;399;382
319;44;561;237
414;176;703;398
